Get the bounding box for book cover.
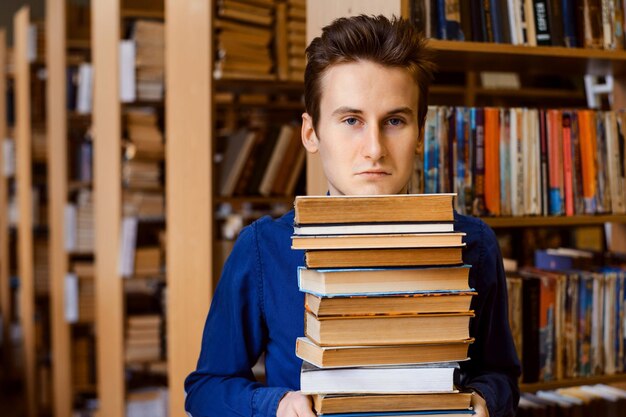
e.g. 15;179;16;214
293;194;455;225
484;108;500;216
292;232;466;250
304;291;476;316
471;108;486;216
305;311;474;346
296;336;473;369
312;392;473;415
300;361;461;394
297;265;472;296
304;246;464;269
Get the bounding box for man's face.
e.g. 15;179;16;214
302;60;420;196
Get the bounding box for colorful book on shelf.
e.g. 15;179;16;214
311;392;473;415
304;310;474;346
304;291;476;316
297;265;471;296
299;361;461;394
293;194;455;225
296;336;474;369
304;246;464;269
484;107;500;216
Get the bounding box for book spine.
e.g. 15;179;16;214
562;112;575;216
472;108;486;216
562;0;579;46
522;277;540;383
594;112;611;213
490;0;503;42
533;0;552;44
539;109;550;216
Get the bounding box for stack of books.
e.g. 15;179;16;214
125;314;162;363
34;238;49;295
134;246;162;276
132;20;164;101
71;336;95;391
122;160;161;190
123;190;164;219
214;0;276;80
77;276;95;323
292;194;477;417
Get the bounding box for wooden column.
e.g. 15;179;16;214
46;0;72;416
92;1;125;416
305;0;402;195
14;7;37;417
165;0;213;415
0;28;11;373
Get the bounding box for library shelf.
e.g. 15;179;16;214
481;214;626;228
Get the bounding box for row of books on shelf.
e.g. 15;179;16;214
418;106;626;218
518;384;626;417
293;194;478;416
506;248;626;384
219;123;305;197
214;0;306;81
413;0;625;49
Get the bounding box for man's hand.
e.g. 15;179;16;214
277;391;316;417
471;391;490;417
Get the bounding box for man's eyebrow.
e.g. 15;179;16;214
385;107;414;116
331;107;363;117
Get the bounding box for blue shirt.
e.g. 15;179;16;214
185;210;521;417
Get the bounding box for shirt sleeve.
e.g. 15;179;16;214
184;223;290;417
460;222;521;417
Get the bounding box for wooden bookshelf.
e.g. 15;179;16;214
92;2;124;417
428;39;626;76
166;0;213;415
483;215;626;228
521;374;626;392
14;7;37;417
46;1;73;417
0;28;11;383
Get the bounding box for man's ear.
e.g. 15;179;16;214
415;125;425;155
301;112;320;154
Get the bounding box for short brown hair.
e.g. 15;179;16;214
304;14;436;131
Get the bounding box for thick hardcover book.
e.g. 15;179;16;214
300;361;461;394
293;194;455;225
305;311;474;346
304;291;476;316
296;336;473;368
298;265;471;296
312;410;474;417
312;392;473;415
293;222;454;236
292;233;465;250
304;246;464;269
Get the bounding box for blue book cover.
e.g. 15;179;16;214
561;0;577;47
577;273;593;377
489;0;502;43
424;109;439;194
455;108;466;214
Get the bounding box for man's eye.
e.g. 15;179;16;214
344;117;358;126
387;118;404;126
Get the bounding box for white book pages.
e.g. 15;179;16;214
119;40;136;103
119;216;138;277
64;203;77;251
65;273;79;323
76;63;93;114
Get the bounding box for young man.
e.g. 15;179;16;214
185;15;520;417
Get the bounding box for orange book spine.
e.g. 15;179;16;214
484;108;500;216
578;110;597;214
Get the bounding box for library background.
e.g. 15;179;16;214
0;0;625;416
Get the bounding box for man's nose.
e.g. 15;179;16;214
361;125;387;160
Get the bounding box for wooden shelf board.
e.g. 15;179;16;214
428;40;626;76
474;87;585;100
481;214;626;228
67;39;90;49
68;180;92;192
521;373;626;392
121;9;164;20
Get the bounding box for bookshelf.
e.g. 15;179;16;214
14;6;51;417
